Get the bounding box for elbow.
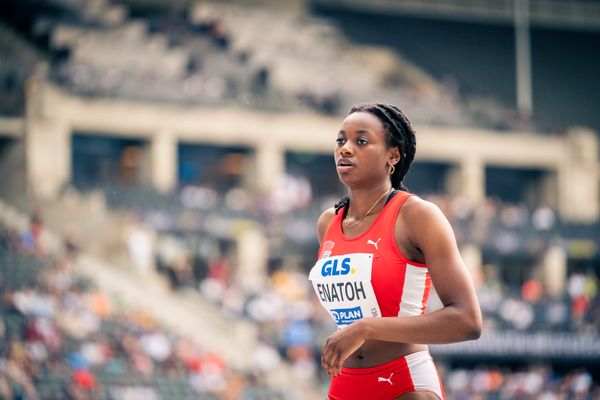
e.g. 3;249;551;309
444;302;483;342
467;321;482;341
451;304;482;341
464;308;482;340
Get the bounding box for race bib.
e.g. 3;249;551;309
309;253;381;328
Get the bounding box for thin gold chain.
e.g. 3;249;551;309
343;187;392;229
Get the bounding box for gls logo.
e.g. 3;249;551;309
321;257;356;277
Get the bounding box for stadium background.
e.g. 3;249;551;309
0;0;599;398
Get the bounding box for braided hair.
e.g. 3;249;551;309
334;102;417;214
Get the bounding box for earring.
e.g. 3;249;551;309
388;163;395;175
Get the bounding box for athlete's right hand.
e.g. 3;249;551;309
321;319;371;376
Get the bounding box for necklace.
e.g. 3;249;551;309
343;188;392;229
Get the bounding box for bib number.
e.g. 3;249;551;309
309;253;381;327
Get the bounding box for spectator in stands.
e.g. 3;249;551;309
20;213;44;257
124;215;155;275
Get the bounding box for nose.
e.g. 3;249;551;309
339;141;353;156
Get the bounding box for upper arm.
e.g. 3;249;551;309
402;198;481;317
316;208;336;245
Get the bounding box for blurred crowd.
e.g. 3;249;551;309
477;270;599;334
443;366;599;400
0;0;535;132
101;183;600;397
109;185;600;337
112;183;599;267
431;195;559;252
1;193;599;397
0;217;285;400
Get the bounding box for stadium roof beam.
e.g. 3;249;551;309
310;0;600;31
21;78;599;222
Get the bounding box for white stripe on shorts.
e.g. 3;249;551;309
406;351;444;399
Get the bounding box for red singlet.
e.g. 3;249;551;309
310;191;445;400
310;191;432;324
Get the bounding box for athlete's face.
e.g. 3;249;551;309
334;111;399;189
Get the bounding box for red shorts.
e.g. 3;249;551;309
328;351;445;400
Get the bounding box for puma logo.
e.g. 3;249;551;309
378;373;394;385
367;238;381;250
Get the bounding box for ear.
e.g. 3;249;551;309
388;146;400;166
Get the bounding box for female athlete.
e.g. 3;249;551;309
310;103;482;399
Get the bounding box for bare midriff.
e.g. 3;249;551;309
344;340;428;368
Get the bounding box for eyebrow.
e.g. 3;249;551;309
338;129;371;135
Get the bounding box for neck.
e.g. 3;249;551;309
346;183;392;218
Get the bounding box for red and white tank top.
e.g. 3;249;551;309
309;191;432;328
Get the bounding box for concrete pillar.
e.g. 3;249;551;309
24;67;72;199
150;130;177;193
514;0;532;117
253;144;285;194
543;244;567;297
558;128;599;222
25;118;71;199
460;243;483;286
448;156;485;204
236;227;268;294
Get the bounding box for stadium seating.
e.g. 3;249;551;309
1;0;599;398
0;221;288;399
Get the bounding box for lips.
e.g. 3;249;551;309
336;158;355;167
336;159;355;173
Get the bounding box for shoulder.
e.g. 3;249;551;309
399;195;451;234
400;195;446;222
316;207;337;244
399;195;455;245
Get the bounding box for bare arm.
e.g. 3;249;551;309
358;198;482;343
321;197;481;375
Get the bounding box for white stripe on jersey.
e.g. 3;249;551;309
398;264;429;316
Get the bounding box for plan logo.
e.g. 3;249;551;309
331;306;363;325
